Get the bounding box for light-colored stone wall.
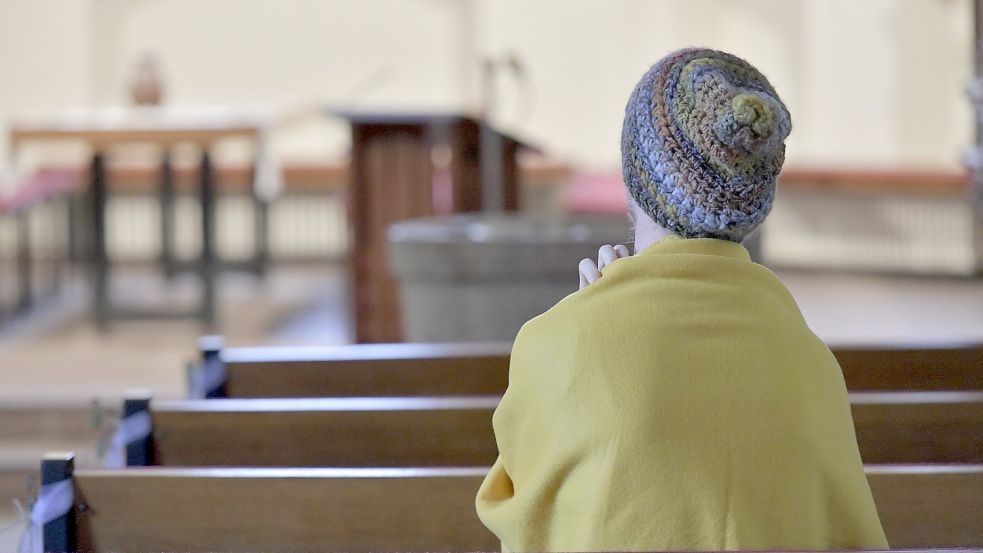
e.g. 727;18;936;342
0;0;973;175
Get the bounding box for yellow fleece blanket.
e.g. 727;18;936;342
475;237;888;551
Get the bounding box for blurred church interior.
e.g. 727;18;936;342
0;0;981;550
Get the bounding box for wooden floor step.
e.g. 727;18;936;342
0;403;104;443
0;466;36;517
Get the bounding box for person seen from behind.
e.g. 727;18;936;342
475;47;889;552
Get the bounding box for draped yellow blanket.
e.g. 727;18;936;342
475;237;888;552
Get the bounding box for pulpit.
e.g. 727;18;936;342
337;112;528;343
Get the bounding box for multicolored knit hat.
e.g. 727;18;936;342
622;48;791;242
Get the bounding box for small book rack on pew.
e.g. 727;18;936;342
118;392;983;467
188;337;983;398
36;453;983;552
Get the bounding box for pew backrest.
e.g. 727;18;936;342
851;391;983;464
833;344;983;391
123;391;983;467
42;454;983;551
866;464;983;548
47;462;497;552
190;339;982;398
195;341;512;398
146;396;500;467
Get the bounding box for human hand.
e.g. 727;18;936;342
579;244;630;290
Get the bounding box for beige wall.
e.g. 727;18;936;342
478;0;973;169
0;0;92;190
0;2;91;111
475;0;809;167
107;0;468;161
0;0;974;178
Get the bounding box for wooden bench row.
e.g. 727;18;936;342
64;339;973;552
122;391;983;467
38;454;983;552
190;339;983;398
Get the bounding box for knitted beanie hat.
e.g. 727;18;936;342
622;48;791;242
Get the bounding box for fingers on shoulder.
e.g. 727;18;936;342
598;244;631;271
579;257;601;285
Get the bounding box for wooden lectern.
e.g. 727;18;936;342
337;112;527;343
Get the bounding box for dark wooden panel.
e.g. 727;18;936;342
834;345;983;391
148;392;982;467
223;343;511;398
852;391;983;464
217;343;981;398
341;113;527;343
349;125;433;343
151;397;500;467
67;465;983;551
74;467;496;553
448;118;482;212
867;465;983;547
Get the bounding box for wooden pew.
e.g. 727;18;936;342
128;395;500;467
120;391;983;467
867;464;983;548
189;338;982;398
38;454;983;551
39;454;498;553
190;338;512;398
852;391;983;464
833;344;983;391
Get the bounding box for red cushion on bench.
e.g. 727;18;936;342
2;167;79;211
565;171;626;214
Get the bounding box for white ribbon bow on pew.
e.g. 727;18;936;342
188;358;227;399
103;410;153;469
17;479;73;553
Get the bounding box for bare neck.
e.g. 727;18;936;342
630;206;674;254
